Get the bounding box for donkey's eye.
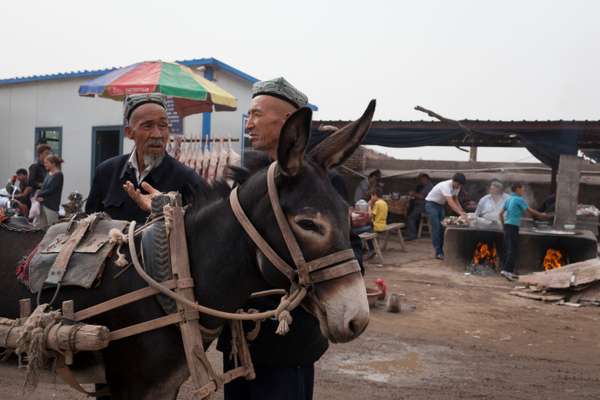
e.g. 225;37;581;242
297;219;320;232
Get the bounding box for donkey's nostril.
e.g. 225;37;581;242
347;316;368;337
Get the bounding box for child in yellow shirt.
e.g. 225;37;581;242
369;190;389;232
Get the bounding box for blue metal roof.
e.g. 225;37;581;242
0;57;318;111
0;58;259;86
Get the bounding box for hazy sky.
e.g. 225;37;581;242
1;0;598;162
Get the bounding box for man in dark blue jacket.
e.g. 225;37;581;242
218;77;328;400
85;93;202;223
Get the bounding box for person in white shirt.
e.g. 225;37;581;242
474;180;509;224
425;173;466;259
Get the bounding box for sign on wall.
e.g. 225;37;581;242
166;96;183;135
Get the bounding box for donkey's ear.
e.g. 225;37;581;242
277;107;312;176
309;99;376;170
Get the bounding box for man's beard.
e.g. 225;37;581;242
143;151;165;170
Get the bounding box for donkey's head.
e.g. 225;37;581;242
246;100;376;343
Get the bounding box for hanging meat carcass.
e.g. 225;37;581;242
195;137;206;177
227;136;241;168
206;139;220;184
216;137;229;182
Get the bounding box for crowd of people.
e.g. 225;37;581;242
1;143;64;228
349;168;555;283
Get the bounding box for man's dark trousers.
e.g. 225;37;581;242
223;356;314;400
502;224;520;273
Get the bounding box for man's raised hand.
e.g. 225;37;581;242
123;181;161;212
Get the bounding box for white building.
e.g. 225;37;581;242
0;58;262;201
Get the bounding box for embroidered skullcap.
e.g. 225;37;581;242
251;77;308;109
123;93;168;124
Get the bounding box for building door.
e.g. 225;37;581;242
91;126;123;178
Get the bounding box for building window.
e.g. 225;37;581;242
35;127;62;157
241;114;249;153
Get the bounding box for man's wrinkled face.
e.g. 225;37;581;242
125;103;169;158
246;95;295;155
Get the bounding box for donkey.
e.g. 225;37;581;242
0;100;375;399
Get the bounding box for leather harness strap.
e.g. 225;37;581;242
55;356;110;397
74;280;178;322
266;163;309;283
45;216;94;285
229;188;295;282
109;310;200;342
307;249;355;272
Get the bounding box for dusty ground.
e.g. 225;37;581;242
1;238;599;399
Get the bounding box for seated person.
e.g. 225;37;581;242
406;173;433;240
351;191;388;259
6;169;33;216
474;179;509;224
369;189;389;233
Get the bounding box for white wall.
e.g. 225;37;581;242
0;68;253;204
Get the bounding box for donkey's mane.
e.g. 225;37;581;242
186;151;272;220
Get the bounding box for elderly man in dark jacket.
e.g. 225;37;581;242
85;93;202;223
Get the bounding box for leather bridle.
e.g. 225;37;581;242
229;162;361;289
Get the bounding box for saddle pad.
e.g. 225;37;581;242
28;217;129;293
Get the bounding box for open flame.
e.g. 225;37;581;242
543;248;565;271
472;242;497;265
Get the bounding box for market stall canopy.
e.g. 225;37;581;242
78;61;237;117
310;120;600;169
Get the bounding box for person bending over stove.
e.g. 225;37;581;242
425;173;466;260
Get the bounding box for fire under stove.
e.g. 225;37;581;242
443;226;598;274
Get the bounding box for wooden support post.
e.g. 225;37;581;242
554;155;580;229
550;167;558;195
19;299;31;319
469;146;478;162
62;300;75;321
62;300;75;365
167;198;213;398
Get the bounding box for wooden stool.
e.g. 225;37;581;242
417;214;431;238
358;232;384;264
379;222;406;252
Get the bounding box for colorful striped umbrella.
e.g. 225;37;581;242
78;61;237;116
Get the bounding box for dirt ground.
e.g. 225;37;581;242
1;238;600;399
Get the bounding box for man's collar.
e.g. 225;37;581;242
119;150;171;184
